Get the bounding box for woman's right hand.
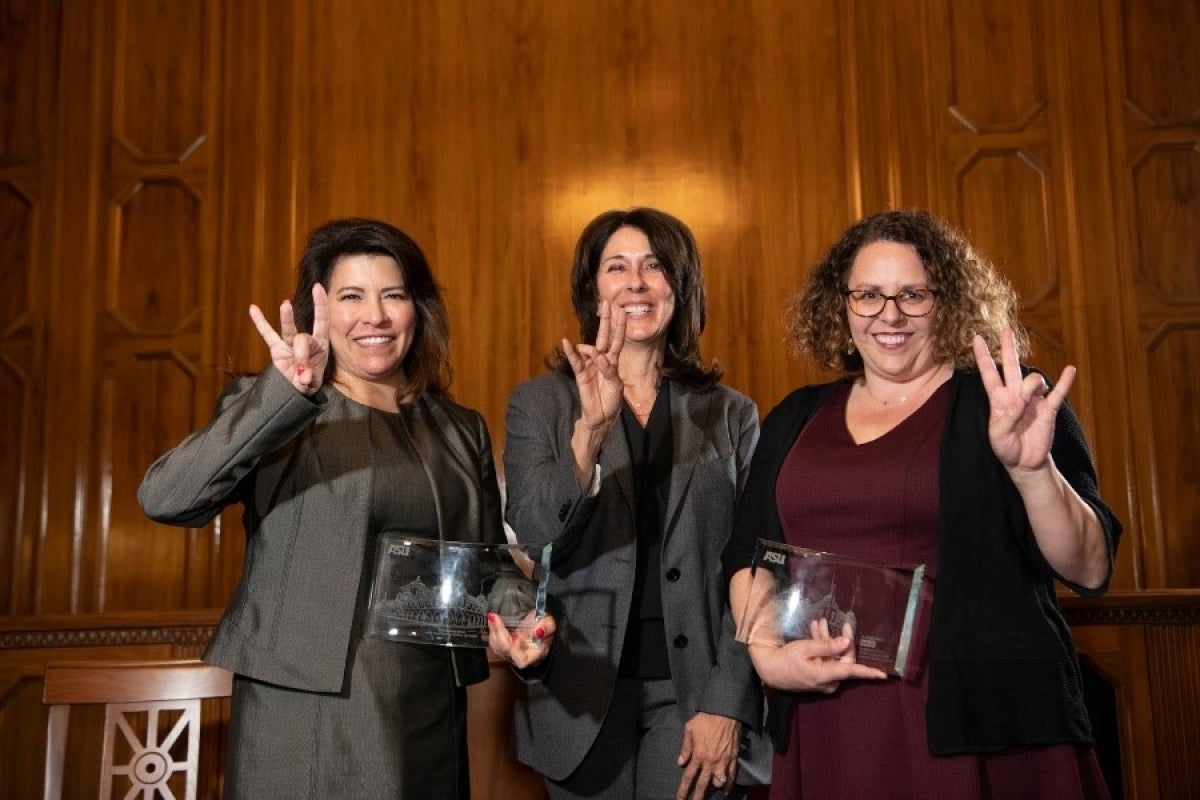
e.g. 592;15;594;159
563;301;626;487
748;623;887;693
562;300;626;433
249;283;330;395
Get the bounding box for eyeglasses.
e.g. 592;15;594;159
842;288;938;318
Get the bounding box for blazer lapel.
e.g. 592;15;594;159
663;384;711;541
598;405;635;519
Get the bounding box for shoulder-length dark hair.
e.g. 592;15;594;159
786;208;1026;375
553;207;721;389
291;217;452;400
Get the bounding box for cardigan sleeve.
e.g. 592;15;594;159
721;383;837;582
1043;398;1123;596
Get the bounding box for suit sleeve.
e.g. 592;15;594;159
1044;399;1123;596
503;377;603;562
698;394;766;726
138;368;325;528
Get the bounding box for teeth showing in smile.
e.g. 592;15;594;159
623;304;652;315
874;333;908;346
356;336;393;345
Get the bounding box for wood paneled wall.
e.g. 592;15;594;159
0;0;1198;796
5;0;1196;615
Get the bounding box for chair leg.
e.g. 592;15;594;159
43;705;70;800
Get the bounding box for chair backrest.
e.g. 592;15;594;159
42;659;233;800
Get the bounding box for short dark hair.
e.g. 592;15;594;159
291;217;452;399
556;207;721;389
787;208;1026;374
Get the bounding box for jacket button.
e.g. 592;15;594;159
666;568;681;582
673;635;688;649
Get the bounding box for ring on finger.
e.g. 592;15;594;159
713;774;727;785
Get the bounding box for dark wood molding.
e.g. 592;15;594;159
0;611;221;650
1061;590;1200;626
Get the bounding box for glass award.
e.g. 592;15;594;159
735;539;927;677
365;533;551;648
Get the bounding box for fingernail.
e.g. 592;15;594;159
534;626;545;640
486;613;497;624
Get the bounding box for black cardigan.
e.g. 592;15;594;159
721;370;1122;755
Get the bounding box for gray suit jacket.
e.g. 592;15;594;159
139;368;502;693
503;370;771;783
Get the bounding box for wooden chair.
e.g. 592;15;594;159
42;659;233;800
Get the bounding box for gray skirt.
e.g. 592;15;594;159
224;637;468;800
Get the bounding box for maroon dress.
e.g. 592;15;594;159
769;380;1108;800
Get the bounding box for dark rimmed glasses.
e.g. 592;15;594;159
843;288;939;318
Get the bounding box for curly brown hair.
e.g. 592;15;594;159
786;208;1027;375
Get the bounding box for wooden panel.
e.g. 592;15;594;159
947;0;1045;133
112;0;209;160
926;0;1067;385
1145;623;1200;797
1130;145;1200;302
0;188;37;615
289;0;856;429
100;357;205;610
1143;327;1200;588
0;0;50;165
0;0;56;616
1066;591;1200;799
1101;0;1200;589
93;0;221;612
0;0;1196;720
1119;0;1200;127
920;0;1148;591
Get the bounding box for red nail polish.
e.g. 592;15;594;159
487;613;497;624
534;626;545;640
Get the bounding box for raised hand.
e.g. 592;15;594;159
562;300;626;433
249;283;331;396
972;329;1074;473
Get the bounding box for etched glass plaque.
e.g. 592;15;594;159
365;533;551;648
736;539;927;677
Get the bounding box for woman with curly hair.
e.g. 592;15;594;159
723;208;1120;798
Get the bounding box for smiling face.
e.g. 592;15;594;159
845;240;944;385
594;226;676;351
326;253;417;397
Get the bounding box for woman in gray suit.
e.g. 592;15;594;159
496;208;771;799
139;218;502;799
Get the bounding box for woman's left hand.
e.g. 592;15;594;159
486;611;555;670
675;712;741;799
972;329;1075;473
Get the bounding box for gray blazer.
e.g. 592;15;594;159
503;371;771;783
138;368;502;693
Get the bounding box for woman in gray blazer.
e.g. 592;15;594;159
139;218;503;800
497;208;771;800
